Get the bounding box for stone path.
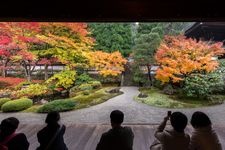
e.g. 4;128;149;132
0;86;225;125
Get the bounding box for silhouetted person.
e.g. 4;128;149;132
189;111;222;150
0;117;29;150
36;111;68;150
150;111;190;150
96;110;134;150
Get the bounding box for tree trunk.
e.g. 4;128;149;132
147;64;152;86
2;68;6;78
23;62;31;82
26;67;32;82
120;72;124;86
27;74;31;82
2;65;6;78
2;60;9;78
44;64;49;80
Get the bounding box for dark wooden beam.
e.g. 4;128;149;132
0;0;225;21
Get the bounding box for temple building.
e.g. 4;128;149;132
185;22;225;58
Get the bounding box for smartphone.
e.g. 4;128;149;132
167;111;172;117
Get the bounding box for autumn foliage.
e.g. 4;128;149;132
155;35;225;83
88;51;127;77
0;22;127;82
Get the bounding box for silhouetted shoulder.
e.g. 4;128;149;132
123;126;133;132
8;133;29;150
102;126;133;137
122;126;134;135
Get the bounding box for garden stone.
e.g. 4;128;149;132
61;90;69;98
69;87;77;98
0;93;10;98
21;84;29;90
138;92;148;98
106;87;121;93
163;84;175;95
36;99;48;105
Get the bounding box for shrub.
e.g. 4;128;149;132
133;66;148;86
83;90;90;95
153;79;164;90
78;83;93;91
207;95;225;105
75;73;93;86
0;77;25;87
14;81;32;90
46;70;76;89
183;72;224;99
1;98;33;112
69;80;101;97
13;84;48;99
0;89;12;98
37;99;76;113
0;98;11;108
88;81;102;89
69;86;78;97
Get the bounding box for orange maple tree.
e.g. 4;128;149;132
88;51;127;77
155;35;225;83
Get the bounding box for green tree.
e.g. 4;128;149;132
132;22;193;86
133;31;161;86
88;23;133;57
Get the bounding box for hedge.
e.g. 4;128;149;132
0;98;11;108
1;98;33;112
37;99;76;113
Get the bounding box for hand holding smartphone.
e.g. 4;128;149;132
167;111;172;117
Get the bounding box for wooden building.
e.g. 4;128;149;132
185;22;225;43
185;22;225;59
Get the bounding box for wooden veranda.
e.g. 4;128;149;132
17;124;225;150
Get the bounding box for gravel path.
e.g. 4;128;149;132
0;86;225;125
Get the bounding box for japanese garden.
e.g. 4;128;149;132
0;22;225;114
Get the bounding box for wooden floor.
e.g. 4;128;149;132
17;124;225;150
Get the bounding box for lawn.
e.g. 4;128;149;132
135;88;225;108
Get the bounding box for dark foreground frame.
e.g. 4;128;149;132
0;0;225;22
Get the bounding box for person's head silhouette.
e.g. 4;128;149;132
0;117;19;136
170;112;188;133
191;111;211;129
110;110;124;128
45;111;60;126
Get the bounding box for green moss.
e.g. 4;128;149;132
136;88;224;108
23;105;42;112
72;87;122;109
17;87;122;113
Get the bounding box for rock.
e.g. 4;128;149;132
61;90;69;98
163;84;175;95
36;99;48;105
106;87;121;93
138;92;148;98
0;93;10;98
69;86;77;98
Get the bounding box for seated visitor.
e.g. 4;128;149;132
0;117;29;150
36;111;68;150
96;110;134;150
150;111;190;150
189;111;222;150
